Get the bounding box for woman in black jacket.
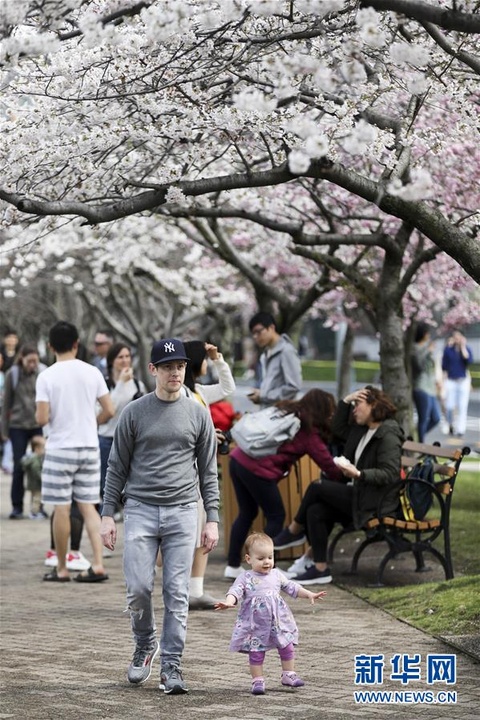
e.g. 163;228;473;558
273;386;404;585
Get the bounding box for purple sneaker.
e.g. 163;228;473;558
251;678;266;695
281;671;305;687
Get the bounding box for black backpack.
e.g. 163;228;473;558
400;456;435;521
132;379;144;400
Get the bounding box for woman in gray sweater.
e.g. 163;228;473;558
1;344;45;518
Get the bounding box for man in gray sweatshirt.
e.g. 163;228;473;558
100;338;219;695
248;312;302;406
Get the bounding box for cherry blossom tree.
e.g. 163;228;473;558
1;1;478;273
0;214;251;384
2;180;478;422
1;0;479;422
160;178;480;414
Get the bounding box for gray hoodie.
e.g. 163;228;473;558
258;334;302;406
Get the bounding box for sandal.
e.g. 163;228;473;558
73;566;109;583
43;568;71;582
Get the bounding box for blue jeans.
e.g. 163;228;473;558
9;426;42;512
98;435;113;499
413;390;441;442
227;457;286;567
444;377;471;435
123;498;198;668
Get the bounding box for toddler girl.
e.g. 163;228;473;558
215;531;325;695
21;435;46;519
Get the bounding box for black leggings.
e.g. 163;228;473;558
295;480;353;563
50;500;84;552
227;457;286;567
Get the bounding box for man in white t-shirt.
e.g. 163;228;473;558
36;321;114;583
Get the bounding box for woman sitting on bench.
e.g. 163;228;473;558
273;386;404;585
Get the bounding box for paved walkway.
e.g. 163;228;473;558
1;471;479;720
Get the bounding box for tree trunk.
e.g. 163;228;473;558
377;308;410;432
376;256;411;433
337;323;355;400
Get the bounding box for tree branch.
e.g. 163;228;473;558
177;217;332;329
361;0;480;33
421;21;480;74
2;156;478;284
57;3;153;42
293;245;378;306
165;203;393;253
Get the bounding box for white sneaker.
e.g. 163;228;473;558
66;551;91;571
285;554;314;578
44;550;58;567
223;565;244;579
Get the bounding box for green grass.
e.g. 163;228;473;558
302;360;480;387
449;466;480;576
350;465;480;637
235;359;381;383
233;360;480;388
301;360;381;384
301;361;337;382
236;359;480;387
354;576;480;636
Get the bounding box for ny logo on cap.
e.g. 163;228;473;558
164;342;176;353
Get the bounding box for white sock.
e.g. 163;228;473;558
189;576;203;598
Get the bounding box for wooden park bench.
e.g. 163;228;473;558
327;440;471;586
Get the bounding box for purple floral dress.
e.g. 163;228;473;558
227;568;300;653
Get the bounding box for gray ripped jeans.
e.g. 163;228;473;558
123;498;198;669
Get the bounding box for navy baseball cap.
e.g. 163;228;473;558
150;338;188;365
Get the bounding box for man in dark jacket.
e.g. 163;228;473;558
273;386;403;584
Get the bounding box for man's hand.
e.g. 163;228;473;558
215;428;226;444
201;521;219;554
100;516;117;550
248;389;261;404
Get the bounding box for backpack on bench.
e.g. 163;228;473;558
399;456;435;521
